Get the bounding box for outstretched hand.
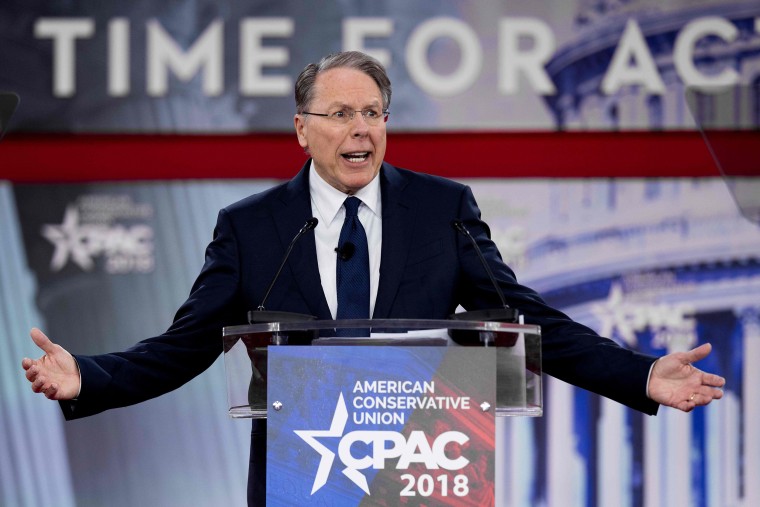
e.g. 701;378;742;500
21;328;80;401
648;343;725;412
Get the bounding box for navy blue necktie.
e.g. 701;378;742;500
336;196;370;336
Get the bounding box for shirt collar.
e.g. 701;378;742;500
309;161;381;226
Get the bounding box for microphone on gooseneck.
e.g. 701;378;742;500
335;242;356;261
248;217;319;325
450;219;519;325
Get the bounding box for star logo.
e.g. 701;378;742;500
591;282;641;346
294;393;371;495
41;206;96;271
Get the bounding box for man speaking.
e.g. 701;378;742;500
22;51;726;505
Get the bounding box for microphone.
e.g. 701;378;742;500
248;217;319;327
450;219;519;327
335;242;356;261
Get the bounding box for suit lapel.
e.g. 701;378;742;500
373;163;414;318
272;162;332;320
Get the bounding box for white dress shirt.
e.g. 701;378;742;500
309;162;382;319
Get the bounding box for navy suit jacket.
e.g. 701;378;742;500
62;161;658;501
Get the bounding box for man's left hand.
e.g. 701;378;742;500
648;343;726;412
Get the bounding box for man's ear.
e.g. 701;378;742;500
294;114;308;150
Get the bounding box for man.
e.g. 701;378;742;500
22;51;725;505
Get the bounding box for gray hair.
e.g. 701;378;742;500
294;51;392;113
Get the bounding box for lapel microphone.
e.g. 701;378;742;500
249;217;318;325
335;242;356;261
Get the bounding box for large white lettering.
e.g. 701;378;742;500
147;18;223;96
674;16;739;90
338;430;470;471
601;18;665;95
498;18;556;95
34;18;95;97
343;17;394;67
108;18;130;96
240;18;293;96
34;15;749;99
406;17;482;96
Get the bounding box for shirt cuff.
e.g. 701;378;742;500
645;359;658;399
72;355;82;400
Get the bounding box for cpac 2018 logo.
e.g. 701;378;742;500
41;197;155;274
295;393;470;496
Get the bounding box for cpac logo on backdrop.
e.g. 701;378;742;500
592;281;697;351
295;393;469;496
41;195;154;274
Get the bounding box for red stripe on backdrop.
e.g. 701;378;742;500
1;131;755;182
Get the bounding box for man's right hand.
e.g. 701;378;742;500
22;328;80;400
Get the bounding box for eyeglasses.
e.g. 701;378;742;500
301;108;389;125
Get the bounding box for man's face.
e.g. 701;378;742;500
294;67;387;195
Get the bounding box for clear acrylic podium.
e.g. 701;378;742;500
222;319;542;419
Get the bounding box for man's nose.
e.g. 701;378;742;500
349;112;370;135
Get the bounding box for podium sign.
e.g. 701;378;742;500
266;345;496;506
222;319;541;505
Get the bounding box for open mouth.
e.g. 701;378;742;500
342;152;369;163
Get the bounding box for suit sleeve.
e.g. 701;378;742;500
60;209;247;420
454;186;659;415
